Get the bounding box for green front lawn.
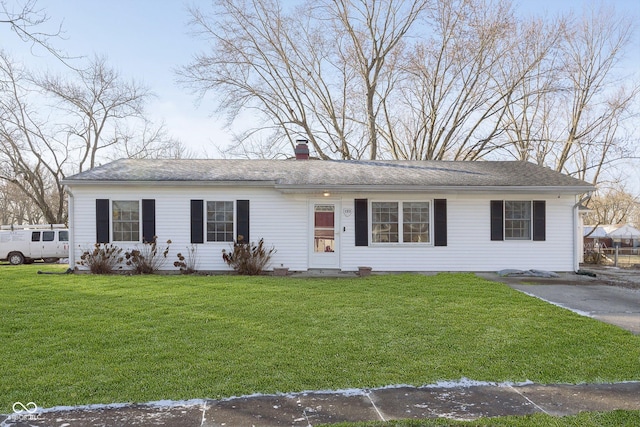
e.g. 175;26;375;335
1;266;639;412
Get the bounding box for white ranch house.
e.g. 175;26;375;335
63;146;594;273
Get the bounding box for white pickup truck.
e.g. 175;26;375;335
0;225;69;265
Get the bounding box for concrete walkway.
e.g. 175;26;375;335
3;382;639;426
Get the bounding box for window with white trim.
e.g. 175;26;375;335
113;200;140;241
504;201;531;240
371;201;431;243
206;201;234;242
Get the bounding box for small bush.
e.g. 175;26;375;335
77;243;124;274
125;238;171;274
174;244;199;274
222;237;276;275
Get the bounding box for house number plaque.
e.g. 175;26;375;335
343;208;353;217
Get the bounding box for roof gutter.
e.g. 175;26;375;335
61;180;595;195
274;184;596;194
61;180;278;187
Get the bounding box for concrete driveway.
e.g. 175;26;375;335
479;267;640;335
507;283;640;334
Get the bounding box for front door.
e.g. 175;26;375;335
310;202;340;269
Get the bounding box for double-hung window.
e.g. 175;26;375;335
95;198;155;244
491;200;545;242
190;199;249;244
113;200;140;242
504;201;531;240
371;201;430;244
206;201;234;242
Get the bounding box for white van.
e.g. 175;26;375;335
0;224;69;265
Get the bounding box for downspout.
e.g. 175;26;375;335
573;192;592;272
66;186;75;270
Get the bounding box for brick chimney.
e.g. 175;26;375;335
294;139;310;160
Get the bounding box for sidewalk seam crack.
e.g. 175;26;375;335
365;391;386;422
507;385;550;415
200;400;209;427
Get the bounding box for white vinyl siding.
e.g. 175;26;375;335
341;194;576;272
70;186;310;272
68;186;578;272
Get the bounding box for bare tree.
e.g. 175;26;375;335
583;186;640;226
1;1;58;48
0;53;184;224
36;55;159;172
390;0;536;160
0;0;79;69
495;15;565;163
180;0;428;160
107;120;194;160
555;6;636;179
328;0;430;159
500;5;639;185
181;0;638;189
0;180;44;224
0;2;187;225
0;51;68;224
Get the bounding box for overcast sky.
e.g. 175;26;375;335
2;0;639;164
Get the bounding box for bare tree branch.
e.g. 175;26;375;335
179;0;639;191
0;0;80;69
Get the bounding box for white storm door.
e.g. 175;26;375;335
309;202;340;268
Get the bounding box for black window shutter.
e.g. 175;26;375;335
96;199;110;243
190;200;204;244
355;199;368;246
490;200;504;241
533;200;546;241
142;199;156;243
433;199;447;246
236;200;250;243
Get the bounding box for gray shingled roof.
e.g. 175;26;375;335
63;159;594;192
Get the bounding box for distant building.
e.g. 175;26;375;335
584;224;640;252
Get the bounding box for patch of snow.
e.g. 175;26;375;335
37;402;130;414
422;378;534;389
314;388;368;397
37;399;207;414
274;388;368;399
374;384;420;391
144;399;208;408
